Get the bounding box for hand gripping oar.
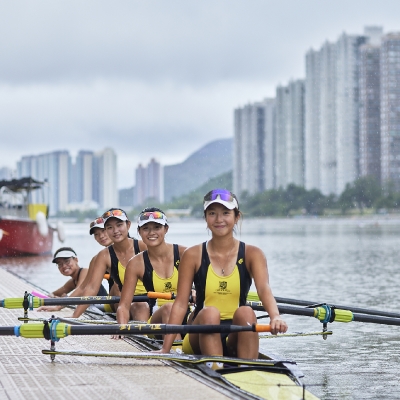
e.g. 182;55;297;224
0;321;271;340
247;291;400;319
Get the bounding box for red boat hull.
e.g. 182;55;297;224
0;218;54;257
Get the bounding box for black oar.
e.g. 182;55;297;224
0;321;271;340
247;291;400;319
248;301;400;326
0;291;176;310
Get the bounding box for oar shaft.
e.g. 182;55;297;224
275;296;400;319
6;322;271;339
0;292;172;309
250;301;400;326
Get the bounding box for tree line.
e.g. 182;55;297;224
56;172;400;220
144;173;400;218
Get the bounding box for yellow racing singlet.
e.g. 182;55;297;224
152;267;178;307
204;264;241;320
118;261;147;295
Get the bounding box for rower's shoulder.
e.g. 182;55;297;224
95;247;112;265
182;243;203;259
176;243;187;257
243;243;266;260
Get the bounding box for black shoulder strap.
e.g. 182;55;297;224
141;251;155;292
108;246;123;291
133;239;140;255
193;242;209;319
173;244;180;269
73;268;83;286
237;242;252;306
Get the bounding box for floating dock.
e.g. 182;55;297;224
0;268;230;399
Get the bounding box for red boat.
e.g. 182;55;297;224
0;178;64;257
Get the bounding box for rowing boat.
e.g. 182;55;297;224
122;332;320;400
0;286;320;400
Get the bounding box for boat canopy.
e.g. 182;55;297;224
0;178;45;192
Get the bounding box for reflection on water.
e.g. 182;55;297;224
1;217;400;399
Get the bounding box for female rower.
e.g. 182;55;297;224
161;189;287;363
71;208;148;320
45;246;107;298
37;218;114;312
117;208;187;332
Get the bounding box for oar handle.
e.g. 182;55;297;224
6;321;272;339
254;324;271;333
147;292;175;300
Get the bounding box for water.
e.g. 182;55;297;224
1;217;400;399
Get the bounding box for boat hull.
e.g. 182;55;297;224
0;218;54;257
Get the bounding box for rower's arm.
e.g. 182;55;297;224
248;245;287;334
51;278;76;297
68;257;97;298
161;246;198;353
72;250;109;318
116;255;142;324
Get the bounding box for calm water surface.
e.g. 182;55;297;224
1;217;400;399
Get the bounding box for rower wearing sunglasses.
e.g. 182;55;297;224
160;189;287;366
117;208;187;335
71;208;148;320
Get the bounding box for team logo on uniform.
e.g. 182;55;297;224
238;258;243;264
175;260;180;267
164;282;172;291
219;281;227;291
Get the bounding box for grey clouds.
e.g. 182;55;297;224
1;1;400;187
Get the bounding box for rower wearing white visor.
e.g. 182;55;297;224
160;189;287;369
72;208;148;320
117;208;187;338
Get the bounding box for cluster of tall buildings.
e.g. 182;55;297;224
134;158;163;206
16;148;117;215
234;27;400;197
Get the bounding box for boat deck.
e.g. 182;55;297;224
0;267;230;400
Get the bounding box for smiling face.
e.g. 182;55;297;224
92;227;113;247
205;203;239;237
138;221;168;247
55;257;79;277
104;217;131;243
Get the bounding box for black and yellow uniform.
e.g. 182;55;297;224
141;244;180;307
108;238;146;295
183;241;251;354
74;268;108;296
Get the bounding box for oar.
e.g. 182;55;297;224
0;321;271;340
40;349;286;368
248;301;400;326
247;291;400;319
0;291;175;310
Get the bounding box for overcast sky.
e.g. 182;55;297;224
1;1;400;188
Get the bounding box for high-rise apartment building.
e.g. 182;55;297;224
335;33;367;194
94;147;118;210
380;32;400;190
233;102;266;196
275;81;305;188
75;150;94;203
17;151;70;215
359;41;381;182
319;41;337;195
134;158;163;206
263;98;276;190
305;49;321;191
0;167;15;180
